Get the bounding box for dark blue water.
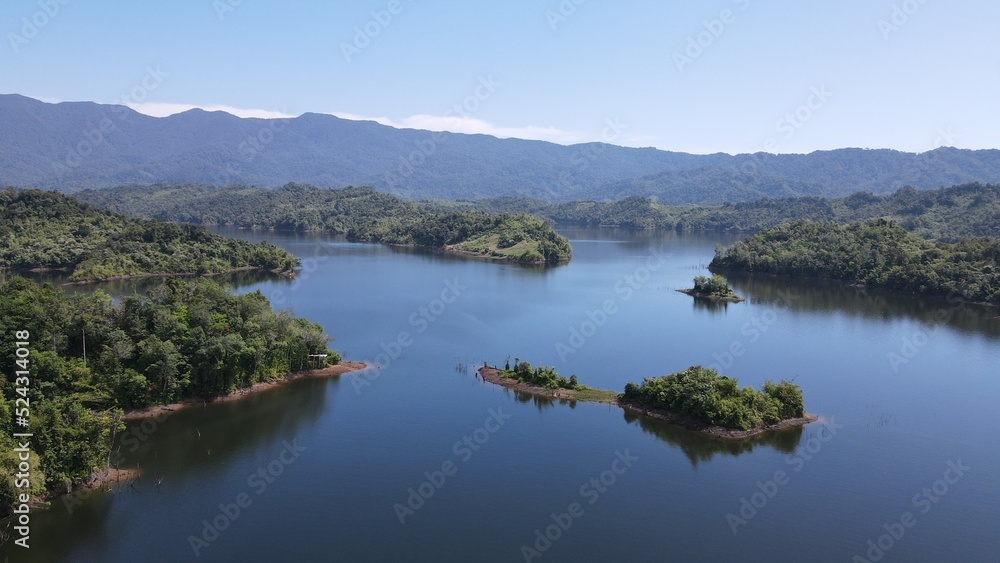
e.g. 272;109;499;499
5;228;998;562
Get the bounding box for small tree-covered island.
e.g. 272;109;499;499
678;274;744;302
478;362;816;439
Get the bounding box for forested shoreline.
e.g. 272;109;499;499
0;277;337;513
429;182;1000;241
68;181;1000;268
711;219;1000;304
1;188;298;282
3;179;997;517
75;183;572;264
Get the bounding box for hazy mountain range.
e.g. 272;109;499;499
3;94;1000;203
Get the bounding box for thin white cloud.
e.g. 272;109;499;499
331;111;588;145
108;98;599;145
125;102;295;119
18;95;666;149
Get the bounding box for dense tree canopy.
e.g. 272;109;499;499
431;182;1000;241
498;361;579;390
711;219;1000;304
0;188;297;281
75;183;572;263
621;366;804;431
685;274;741;301
0;276;336;511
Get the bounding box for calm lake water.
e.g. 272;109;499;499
4;228;999;562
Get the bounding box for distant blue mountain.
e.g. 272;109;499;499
2;94;999;203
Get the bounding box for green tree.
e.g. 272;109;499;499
137;335;185;402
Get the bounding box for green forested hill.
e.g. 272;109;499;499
76;183;407;231
75;183;572;263
0;188;298;281
432;182;1000;241
710;219;1000;304
577;167;830;204
0;276;336;512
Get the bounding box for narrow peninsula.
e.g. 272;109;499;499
478;362;816;440
74;183;573;265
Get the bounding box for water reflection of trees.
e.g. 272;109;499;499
119;375;331;484
512;390;561;412
724;272;1000;339
691;296;728;314
2;358;336;562
622;409;804;467
0;488;117;562
16;269;283;297
507;388;804;466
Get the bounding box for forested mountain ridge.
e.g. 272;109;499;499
577;166;832;204
4;94;1000;202
74;183;572;264
0;188;297;281
433;182;1000;241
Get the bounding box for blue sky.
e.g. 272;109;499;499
2;0;998;154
